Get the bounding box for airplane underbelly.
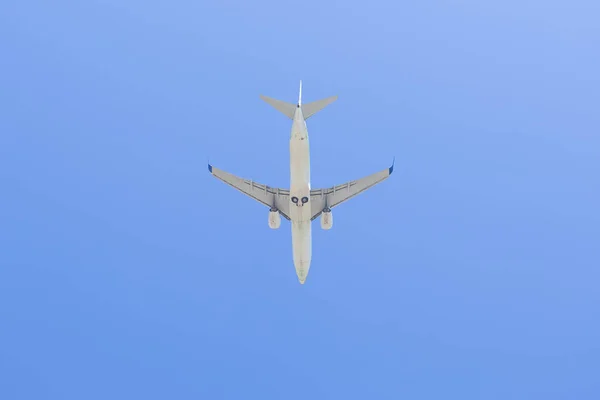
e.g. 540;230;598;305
289;136;312;283
291;220;311;283
289;139;311;222
290;139;310;190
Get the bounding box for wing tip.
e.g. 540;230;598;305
389;157;395;175
208;163;213;173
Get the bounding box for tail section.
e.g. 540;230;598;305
301;95;337;119
259;95;296;119
260;81;337;120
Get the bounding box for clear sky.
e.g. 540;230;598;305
1;1;599;399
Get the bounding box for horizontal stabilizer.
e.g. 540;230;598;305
302;96;338;119
259;95;296;119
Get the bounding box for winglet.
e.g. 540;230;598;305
208;163;213;173
389;157;395;175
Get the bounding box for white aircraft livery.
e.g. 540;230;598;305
208;82;393;284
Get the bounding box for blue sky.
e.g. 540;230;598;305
1;0;599;398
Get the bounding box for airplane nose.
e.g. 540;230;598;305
295;263;309;284
297;272;307;284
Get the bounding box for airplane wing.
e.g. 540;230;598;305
309;161;394;220
208;164;291;220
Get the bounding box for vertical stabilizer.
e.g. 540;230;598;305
298;80;302;106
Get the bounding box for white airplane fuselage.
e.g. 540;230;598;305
289;105;312;283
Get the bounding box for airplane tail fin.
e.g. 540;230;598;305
259;95;297;119
260;81;337;120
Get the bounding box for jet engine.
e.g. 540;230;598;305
320;208;333;230
268;209;281;229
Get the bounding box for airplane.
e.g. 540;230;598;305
208;82;393;284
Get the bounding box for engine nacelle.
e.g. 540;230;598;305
268;209;281;229
320;208;333;230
